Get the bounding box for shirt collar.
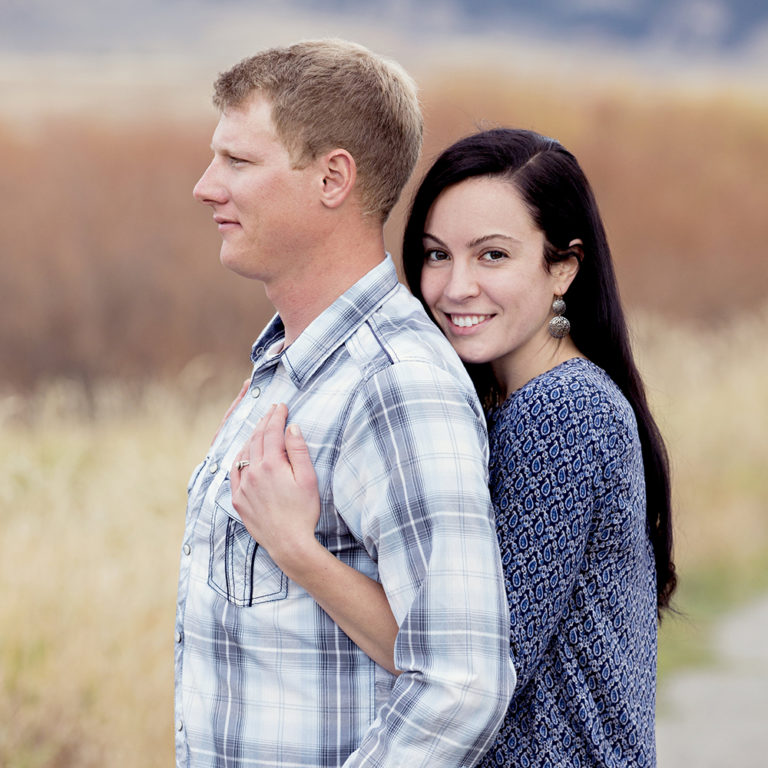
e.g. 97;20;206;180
250;255;400;388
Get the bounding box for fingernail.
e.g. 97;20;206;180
287;423;302;437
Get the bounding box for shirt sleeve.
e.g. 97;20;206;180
334;361;516;768
491;384;635;692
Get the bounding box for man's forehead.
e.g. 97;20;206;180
210;97;279;151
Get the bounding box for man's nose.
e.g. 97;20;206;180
193;162;225;205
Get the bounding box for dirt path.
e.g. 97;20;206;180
656;593;768;766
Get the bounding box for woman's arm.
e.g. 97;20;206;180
230;403;400;675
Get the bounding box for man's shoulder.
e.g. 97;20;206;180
345;283;468;383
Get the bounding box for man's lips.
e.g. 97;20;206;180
213;215;240;229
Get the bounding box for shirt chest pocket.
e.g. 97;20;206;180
208;478;289;606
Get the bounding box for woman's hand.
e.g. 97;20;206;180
211;377;250;445
230;403;322;574
230;403;400;675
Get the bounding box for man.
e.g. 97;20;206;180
175;39;515;767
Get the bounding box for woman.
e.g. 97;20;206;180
232;128;676;766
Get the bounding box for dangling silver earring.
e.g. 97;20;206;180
548;295;570;338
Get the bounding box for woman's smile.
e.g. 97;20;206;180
447;313;495;330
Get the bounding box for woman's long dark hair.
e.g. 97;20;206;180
402;128;676;614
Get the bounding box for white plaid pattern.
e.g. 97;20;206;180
175;256;515;767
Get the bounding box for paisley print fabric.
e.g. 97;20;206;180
479;358;657;768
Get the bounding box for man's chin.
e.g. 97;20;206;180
220;248;242;272
220;250;263;281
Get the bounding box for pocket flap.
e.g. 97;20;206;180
214;476;244;524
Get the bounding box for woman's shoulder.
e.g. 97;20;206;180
493;358;635;435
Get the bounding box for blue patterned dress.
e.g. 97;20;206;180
479;358;657;768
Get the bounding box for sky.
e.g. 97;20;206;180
1;1;765;131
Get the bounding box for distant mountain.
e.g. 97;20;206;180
295;0;768;51
532;0;766;51
2;0;767;56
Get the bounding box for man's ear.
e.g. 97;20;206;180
320;149;356;209
552;238;582;294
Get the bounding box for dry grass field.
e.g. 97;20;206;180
2;313;766;767
0;379;220;767
1;61;767;766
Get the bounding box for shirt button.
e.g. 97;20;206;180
183;544;191;556
251;386;261;398
176;719;184;732
208;462;219;474
175;631;182;643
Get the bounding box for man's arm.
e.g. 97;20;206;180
337;361;515;767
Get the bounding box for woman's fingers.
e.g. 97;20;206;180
285;423;319;492
231;405;270;487
263;403;289;462
247;404;276;465
228;403;322;565
228;378;250;418
212;377;251;445
233;403;314;493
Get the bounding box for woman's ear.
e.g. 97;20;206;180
320;149;356;209
553;238;583;294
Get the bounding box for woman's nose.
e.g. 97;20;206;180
443;261;481;301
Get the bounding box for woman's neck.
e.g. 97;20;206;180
492;337;585;400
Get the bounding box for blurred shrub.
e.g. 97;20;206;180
0;119;273;391
1;73;767;391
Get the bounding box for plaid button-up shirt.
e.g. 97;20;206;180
174;256;515;767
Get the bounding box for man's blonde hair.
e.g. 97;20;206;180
213;39;423;222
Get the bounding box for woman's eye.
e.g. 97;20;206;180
481;250;507;262
424;249;449;263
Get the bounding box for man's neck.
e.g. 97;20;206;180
266;232;387;346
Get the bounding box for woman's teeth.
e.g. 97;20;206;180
451;314;490;328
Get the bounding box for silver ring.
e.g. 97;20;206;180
235;459;250;471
